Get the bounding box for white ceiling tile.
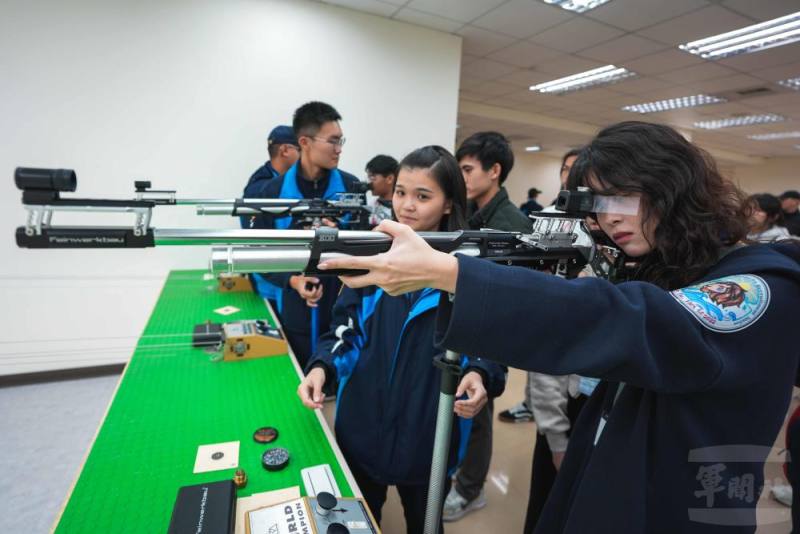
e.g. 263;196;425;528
577;34;666;63
469;80;522;97
528;17;625;54
683;74;767;95
461;58;520;80
461;54;482;66
460;90;489;102
751;62;800;83
692;101;766;118
585;0;709;31
620;49;705;76
555;88;626;104
533;55;606;77
500;88;566;106
601;94;646;108
717;42;800;72
471;0;572;39
636;6;753;46
611;76;673;95
650;109;703;128
405;0;506;23
459;75;487;91
322;0;400;17
495;69;557;88
656;63;739;84
488;97;554;114
745;92;800;111
457;25;518;56
721;0;800;21
486;41;563;68
392;7;464;32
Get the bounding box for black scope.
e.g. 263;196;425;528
352;181;373;194
15;167;77;192
555;189;594;216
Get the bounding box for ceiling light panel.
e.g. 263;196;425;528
748;131;800;140
541;0;612;14
693;114;786;130
530;65;636;94
622;94;727;114
679;11;800;59
778;76;800;91
525;145;542;152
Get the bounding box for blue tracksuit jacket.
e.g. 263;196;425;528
435;242;800;533
252;161;361;360
308;285;506;486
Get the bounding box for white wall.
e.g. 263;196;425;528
0;0;461;375
728;157;800;195
505;152;564;207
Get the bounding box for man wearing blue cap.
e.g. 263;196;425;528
243;125;299;198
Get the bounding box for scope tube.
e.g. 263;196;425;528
15;167;77;192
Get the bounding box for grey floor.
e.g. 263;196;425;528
0;374;120;534
0;372;792;533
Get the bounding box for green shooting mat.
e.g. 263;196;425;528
53;270;352;533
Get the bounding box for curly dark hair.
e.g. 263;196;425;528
566;121;749;290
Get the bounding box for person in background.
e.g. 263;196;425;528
365;154;398;225
499;147;581;424
520;187;544;215
442;131;530;522
255;102;361;366
299;145;505;534
781;190;800;236
243;125;299;198
747;193;791;243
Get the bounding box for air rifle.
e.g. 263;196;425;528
14;167;623;279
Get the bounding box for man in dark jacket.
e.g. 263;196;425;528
520;188;544;216
780;190;800;236
443;131;532;521
243;125;299;198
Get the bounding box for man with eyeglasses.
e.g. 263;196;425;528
254;101;361;367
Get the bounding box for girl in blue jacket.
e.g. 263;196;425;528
298;145;505;533
318;122;800;534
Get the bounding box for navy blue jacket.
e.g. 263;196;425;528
436;243;800;533
254;161;361;352
308;286;506;486
244;160;279;197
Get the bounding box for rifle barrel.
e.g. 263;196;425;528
152;228;382;246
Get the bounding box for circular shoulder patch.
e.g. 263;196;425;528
670;274;770;333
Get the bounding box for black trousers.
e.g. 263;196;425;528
454;398;493;501
348;458;449;534
284;328;311;369
524;394;587;534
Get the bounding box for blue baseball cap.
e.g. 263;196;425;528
268;125;297;146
